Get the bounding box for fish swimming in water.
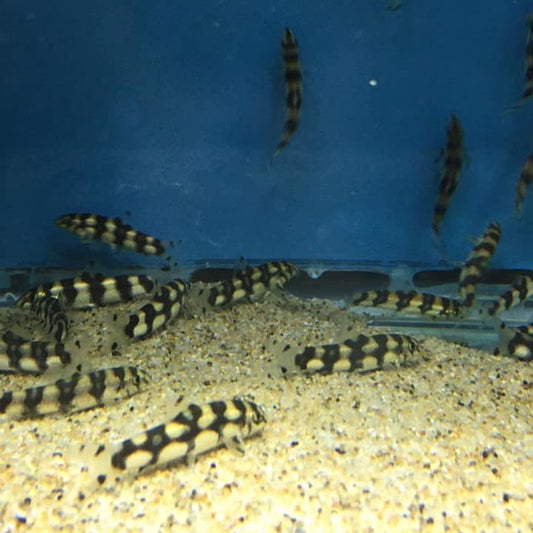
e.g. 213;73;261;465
78;397;266;490
273;333;419;376
515;153;533;215
55;213;170;256
523;11;533;101
29;295;69;343
271;28;302;163
16;273;156;310
458;221;501;307
111;279;189;345
0;365;150;420
0;331;75;374
351;290;464;318
432;114;465;238
510;11;533;108
189;261;299;312
487;271;533;316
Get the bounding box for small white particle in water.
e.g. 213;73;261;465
369;79;378;87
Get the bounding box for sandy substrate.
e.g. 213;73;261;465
0;292;532;532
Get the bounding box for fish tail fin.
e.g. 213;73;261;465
493;321;515;356
270;145;284;165
64;337;89;372
103;311;136;353
38;337;91;378
67;315;124;359
265;335;304;377
69;440;127;497
183;281;215;315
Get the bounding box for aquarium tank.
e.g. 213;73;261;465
2;0;533;272
0;1;532;531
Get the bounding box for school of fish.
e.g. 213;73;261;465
2;12;533;504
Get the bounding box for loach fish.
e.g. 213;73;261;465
432;114;465;238
271;28;302;162
79;397;266;490
512;11;533;108
351;289;464;318
29;295;69;343
458;221;501;307
493;322;533;362
112;279;189;344
515;153;533;215
55;213;170;256
190;261;299;312
0;331;75;374
16;272;156;310
0;365;150;420
487;271;533;316
274;333;419;375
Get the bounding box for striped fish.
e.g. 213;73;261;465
351;290;464;318
432;114;465;237
55;213;169;256
515;154;533;215
271;28;302;162
16;273;156;310
458;221;501;307
0;365;150;419
30;295;69;343
191;261;299;311
81;397;266;488
488;271;533;316
114;279;189;342
0;331;74;374
274;333;418;375
493;323;533;362
513;11;533;108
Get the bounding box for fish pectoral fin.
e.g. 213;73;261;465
183;282;213;316
185;451;197;467
225;435;246;454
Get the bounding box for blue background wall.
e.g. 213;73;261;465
1;0;532;269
